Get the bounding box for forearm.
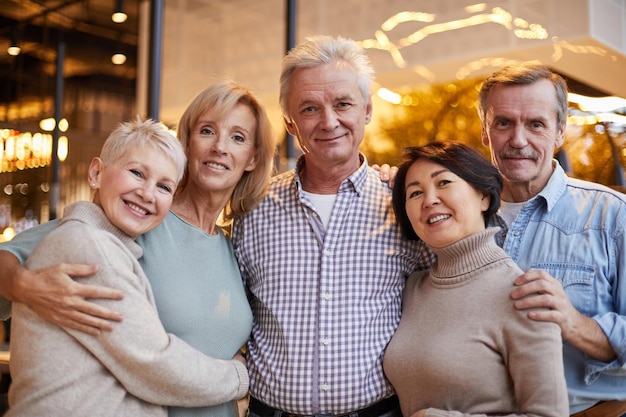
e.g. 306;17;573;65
0;250;26;302
566;314;616;362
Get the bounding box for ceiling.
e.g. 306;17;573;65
1;0;625;129
0;0;139;108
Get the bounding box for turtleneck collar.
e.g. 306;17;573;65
428;227;508;284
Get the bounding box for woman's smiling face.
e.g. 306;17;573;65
404;158;489;248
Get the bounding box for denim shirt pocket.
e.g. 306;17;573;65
531;262;596;316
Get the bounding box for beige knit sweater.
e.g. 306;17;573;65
7;202;248;417
383;228;568;417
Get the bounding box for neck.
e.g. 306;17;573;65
171;185;230;235
300;155;361;194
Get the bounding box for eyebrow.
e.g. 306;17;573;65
405;168;450;188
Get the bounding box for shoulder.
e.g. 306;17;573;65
29;220;130;268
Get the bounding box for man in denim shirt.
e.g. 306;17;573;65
479;63;626;417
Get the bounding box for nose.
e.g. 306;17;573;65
137;183;155;203
320;107;340;130
509;125;528;148
422;190;440;209
211;134;227;154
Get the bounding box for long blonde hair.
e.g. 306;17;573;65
176;80;276;221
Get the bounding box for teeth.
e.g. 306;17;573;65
429;214;450;224
127;202;148;215
206;162;227;170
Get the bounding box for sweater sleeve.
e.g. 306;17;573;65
31;224;249;407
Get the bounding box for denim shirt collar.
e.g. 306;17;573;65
534;159;568;213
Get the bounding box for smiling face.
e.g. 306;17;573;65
481;79;565;201
185;102;258;197
90;144;178;238
284;63;372;173
404;158;489;248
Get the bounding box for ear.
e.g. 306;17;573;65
284;116;297;137
364;96;373;124
555;122;566;148
481;127;490;147
88;157;104;188
244;152;258;172
481;193;491;212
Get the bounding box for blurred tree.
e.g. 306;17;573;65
362;79;626;191
362;78;485;166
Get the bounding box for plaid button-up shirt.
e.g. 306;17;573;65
233;156;434;415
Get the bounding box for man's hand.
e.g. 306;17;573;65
13;263;124;336
511;269;616;361
371;163;399;189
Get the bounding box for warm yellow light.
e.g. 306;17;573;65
1;227;16;242
5;136;14;160
39;118;69;132
58;118;69;132
7;46;21;56
58;136;69;161
569;93;626;113
112;53;127;65
39;118;55;131
377;88;402;104
112;11;128;23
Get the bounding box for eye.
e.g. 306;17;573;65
437;179;451;187
530;121;544;129
232;134;246;143
336;101;352;109
199;126;216;136
406;189;423;199
129;168;144;178
157;183;173;193
495;119;510;128
301;106;317;114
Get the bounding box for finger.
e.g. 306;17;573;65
59;263;99;278
379;164;391;181
513;292;557;311
56;316;104;336
526;309;562;325
72;298;123;323
388;166;398;189
73;282;124;302
371;164;381;172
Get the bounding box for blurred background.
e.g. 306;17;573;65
0;0;625;242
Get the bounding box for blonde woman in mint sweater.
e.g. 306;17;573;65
384;141;567;417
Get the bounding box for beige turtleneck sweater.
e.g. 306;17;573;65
383;228;568;417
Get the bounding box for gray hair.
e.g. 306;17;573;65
477;63;568;128
279;35;375;119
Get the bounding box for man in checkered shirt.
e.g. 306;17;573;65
233;35;434;417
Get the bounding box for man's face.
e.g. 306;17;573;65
284;63;372;170
481;79;565;198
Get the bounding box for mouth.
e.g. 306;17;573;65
205;161;228;170
428;214;450;224
125;201;150;216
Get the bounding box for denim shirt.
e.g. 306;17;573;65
490;161;626;413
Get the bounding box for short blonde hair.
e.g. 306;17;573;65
176;80;276;221
100;116;186;183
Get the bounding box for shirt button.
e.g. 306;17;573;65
323;293;331;300
321;338;330;345
324;249;333;256
320;383;330;391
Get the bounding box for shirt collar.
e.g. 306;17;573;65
293;153;369;196
533;159;568;212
